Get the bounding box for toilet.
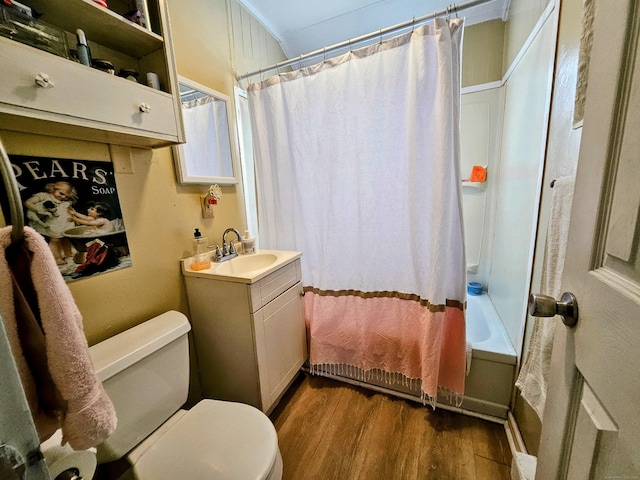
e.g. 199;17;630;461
89;311;283;479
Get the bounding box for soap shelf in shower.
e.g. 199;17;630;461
461;181;486;188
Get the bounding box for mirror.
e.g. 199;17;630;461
173;76;239;185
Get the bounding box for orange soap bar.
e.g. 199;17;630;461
470;165;487;182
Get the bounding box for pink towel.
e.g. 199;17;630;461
0;226;116;449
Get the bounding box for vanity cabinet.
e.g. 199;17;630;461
0;0;184;148
183;258;307;414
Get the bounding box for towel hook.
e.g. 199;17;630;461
0;136;24;244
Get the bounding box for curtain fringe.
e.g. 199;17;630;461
309;363;464;409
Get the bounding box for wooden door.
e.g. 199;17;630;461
536;0;640;477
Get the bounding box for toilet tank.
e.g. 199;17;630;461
89;311;191;464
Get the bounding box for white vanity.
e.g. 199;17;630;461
181;250;307;414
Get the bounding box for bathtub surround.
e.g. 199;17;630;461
249;19;467;406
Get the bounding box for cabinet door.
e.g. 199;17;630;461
253;282;306;413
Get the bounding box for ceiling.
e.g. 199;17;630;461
237;0;511;59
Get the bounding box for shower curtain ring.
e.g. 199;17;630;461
323;47;327;62
455;4;459;18
412;16;416;32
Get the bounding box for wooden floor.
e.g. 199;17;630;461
270;373;512;480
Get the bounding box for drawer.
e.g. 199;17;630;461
249;259;301;312
0;37;179;139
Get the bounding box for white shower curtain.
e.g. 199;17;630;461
248;18;467;406
181;96;233;178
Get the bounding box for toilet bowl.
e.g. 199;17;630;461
89;311;283;479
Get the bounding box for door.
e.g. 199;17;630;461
536;0;640;478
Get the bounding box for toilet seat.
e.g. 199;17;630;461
132;399;280;479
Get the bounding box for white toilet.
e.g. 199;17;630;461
89;311;283;479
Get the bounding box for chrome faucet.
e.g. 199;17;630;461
219;227;242;261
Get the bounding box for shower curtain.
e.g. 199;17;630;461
247;18;467;406
181;96;232;178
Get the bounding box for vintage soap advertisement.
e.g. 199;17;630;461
10;155;131;282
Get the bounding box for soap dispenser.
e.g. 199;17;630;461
191;228;211;270
241;230;256;254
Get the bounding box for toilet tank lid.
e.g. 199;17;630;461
89;311;191;382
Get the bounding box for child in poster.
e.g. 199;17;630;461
24;181;78;265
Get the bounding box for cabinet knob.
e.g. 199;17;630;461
35;72;55;88
139;102;151;114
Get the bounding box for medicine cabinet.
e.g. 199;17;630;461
0;0;184;148
173;76;239;185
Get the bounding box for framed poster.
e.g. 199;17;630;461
10;155;132;282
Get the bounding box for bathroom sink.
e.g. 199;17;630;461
181;249;302;284
215;253;278;276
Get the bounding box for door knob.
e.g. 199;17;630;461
528;292;578;327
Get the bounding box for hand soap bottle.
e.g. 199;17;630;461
191;228;211;270
241;230;256;254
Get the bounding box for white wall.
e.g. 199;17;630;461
461;86;504;288
488;5;558;350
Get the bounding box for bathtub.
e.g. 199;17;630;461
309;292;517;420
63;224;129;258
467;292;516;362
461;293;517;418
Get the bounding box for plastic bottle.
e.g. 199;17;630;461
75;29;92;67
241;230;256;255
191;228;211;270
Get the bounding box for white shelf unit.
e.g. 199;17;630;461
0;0;184;148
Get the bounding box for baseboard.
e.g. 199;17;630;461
505;411;528;454
505;413;538;480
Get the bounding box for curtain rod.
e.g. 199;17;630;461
237;0;495;83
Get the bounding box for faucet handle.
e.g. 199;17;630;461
229;239;240;254
208;244;222;261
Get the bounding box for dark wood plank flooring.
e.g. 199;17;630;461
270;373;512;480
